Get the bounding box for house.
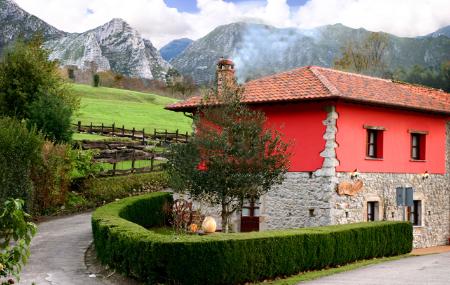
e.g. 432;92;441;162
166;59;450;248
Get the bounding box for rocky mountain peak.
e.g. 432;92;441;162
0;0;65;53
44;17;170;80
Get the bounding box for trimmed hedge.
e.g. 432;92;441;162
75;172;169;206
92;193;413;285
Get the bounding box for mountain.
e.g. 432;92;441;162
171;22;450;84
0;1;169;81
44;18;170;80
0;0;65;53
427;25;450;38
160;38;193;61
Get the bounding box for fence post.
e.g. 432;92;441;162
131;149;136;173
113;151;118;176
101;123;104;133
78;121;81;132
89;122;93;133
112;123;115;136
122;125;125;136
150;154;154;171
165;129;168;142
175;129;179;142
154;128;156;139
142;128;145;145
185;131;188;142
132;127;135;139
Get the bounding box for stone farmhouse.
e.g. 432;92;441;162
166;59;450;248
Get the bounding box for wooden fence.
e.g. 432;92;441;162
74;121;189;144
94;148;168;177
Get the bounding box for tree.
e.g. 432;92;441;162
0;37;78;142
168;84;291;233
93;73;100;87
393;61;450;92
0;117;43;206
27;93;73;143
334;32;390;76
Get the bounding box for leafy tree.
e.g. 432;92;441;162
27;93;73;143
393;61;450;92
168;85;291;233
334;32;390;76
0;199;37;284
0;37;78;142
93;73;100;87
0;117;43;206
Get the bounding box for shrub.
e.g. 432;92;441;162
93;73;100;87
69;148;101;179
30;142;73;215
92;193;413;285
27;93;73;143
80;172;169;206
0;199;37;284
0;117;43;206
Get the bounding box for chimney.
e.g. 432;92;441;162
216;57;236;91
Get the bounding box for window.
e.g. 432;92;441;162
407;200;422;226
367;201;379;221
242;198;260;217
411;133;426;160
241;198;260;232
366;129;384;159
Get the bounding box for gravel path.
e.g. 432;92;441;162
302;251;450;285
18;213;105;285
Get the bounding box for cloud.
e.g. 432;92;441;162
13;0;450;48
295;0;450;37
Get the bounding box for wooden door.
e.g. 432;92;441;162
240;199;260;232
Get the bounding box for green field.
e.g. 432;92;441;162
98;159;165;171
71;84;192;133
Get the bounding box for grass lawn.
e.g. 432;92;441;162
98;159;165;170
256;254;410;285
71;84;192;133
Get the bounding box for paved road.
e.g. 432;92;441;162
18;212;450;285
19;213;104;285
303;251;450;285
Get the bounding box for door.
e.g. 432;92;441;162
240;199;260;232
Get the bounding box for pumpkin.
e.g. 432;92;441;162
189;223;198;233
202;216;217;233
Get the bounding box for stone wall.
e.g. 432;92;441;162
331;172;449;248
260;106;338;230
330;122;450;248
260;173;332;230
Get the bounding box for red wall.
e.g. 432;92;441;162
335;103;447;174
257;102;327;172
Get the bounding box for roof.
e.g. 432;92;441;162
165;66;450;115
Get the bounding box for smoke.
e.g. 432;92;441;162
233;24;323;83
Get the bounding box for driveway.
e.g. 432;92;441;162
302;251;450;285
18;212;104;285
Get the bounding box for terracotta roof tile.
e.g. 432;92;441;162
165;66;450;115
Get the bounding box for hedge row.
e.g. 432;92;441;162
74;172;169;206
92;192;413;285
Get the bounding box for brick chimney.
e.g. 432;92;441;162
216;57;236;91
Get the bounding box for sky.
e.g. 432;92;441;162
13;0;450;48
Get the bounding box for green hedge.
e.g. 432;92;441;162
92;193;413;285
76;172;168;206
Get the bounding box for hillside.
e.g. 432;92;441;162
171;22;450;84
71;84;192;133
160;38;193;61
